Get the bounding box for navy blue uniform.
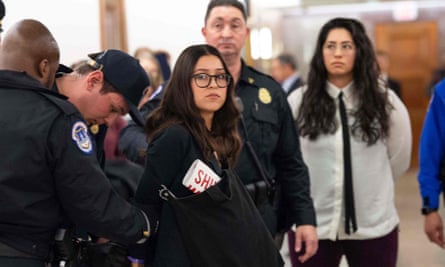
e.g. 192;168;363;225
235;61;315;233
0;71;147;262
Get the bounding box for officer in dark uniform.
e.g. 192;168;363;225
54;50;151;266
0;19;153;267
55;50;147;169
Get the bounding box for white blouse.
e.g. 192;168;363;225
287;81;412;240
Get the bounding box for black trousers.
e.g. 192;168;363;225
0;256;46;267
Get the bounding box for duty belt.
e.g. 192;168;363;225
245;180;271;206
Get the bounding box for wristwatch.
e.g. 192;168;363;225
421;207;438;215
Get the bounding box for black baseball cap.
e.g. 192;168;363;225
87;49;150;126
56;64;73;78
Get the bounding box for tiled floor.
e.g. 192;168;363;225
281;168;445;267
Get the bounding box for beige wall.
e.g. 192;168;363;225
251;3;445;80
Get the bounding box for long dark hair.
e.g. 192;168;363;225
297;17;390;145
145;44;241;166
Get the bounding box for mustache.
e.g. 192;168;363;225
217;39;235;46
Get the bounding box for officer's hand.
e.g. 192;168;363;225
424;212;445;248
294;225;318;263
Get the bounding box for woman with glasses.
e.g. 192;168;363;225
133;44;243;266
287;18;411;267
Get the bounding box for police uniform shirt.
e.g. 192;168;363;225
234;61;316;228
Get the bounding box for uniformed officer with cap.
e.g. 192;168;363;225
53;50;152;266
55;49;149;168
0;19;154;267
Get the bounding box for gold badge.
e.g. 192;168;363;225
89;124;99;135
258;88;271;104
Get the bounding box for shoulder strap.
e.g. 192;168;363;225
238;112;274;189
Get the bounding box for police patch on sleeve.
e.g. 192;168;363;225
72;121;93;154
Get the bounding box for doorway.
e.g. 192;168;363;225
375;21;438;168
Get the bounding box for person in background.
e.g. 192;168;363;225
134;46;170;87
202;0;317;263
270;53;305;96
376;50;402;100
417;77;445;248
153;49;172;81
0;19;152;267
287;17;411;267
133;48;164;109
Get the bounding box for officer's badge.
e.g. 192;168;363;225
72;121;93;154
258;88;272;104
89;124;99;135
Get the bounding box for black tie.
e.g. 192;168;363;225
339;92;357;234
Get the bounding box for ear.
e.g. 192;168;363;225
38;58;50;79
86;70;104;92
201;27;206;38
38;59;53;87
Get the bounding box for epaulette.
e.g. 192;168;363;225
243;64;282;89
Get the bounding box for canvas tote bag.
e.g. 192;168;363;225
159;168;284;267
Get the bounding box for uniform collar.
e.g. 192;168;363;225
0;70;67;100
239;60;259;88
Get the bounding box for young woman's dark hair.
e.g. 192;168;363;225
297;17;390;145
145;44;241;166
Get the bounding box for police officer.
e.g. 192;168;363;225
201;0;317;263
0;19;153;267
54;50;151;266
55;50;148;166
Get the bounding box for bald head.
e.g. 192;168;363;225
0;19;60;88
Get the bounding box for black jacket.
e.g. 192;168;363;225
119;88;164;165
0;71;147;259
135;125;213;266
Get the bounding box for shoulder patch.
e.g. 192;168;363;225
72;121;93;154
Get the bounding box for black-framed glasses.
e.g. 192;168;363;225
192;73;231;88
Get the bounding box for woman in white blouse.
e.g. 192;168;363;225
287;17;411;267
